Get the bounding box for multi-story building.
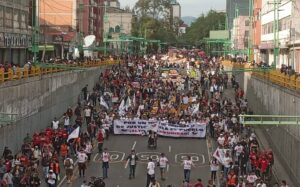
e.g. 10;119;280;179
39;0;104;59
226;0;249;34
232;16;250;53
260;0;299;69
0;0;31;65
252;0;262;63
103;0;133;52
170;0;181;34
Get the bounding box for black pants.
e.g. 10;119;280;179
146;173;155;187
211;170;217;181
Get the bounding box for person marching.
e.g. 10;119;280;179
126;149;139;179
146;158;156;187
64;155;74;184
77;149;88;177
181;155;195;183
97;130;104;154
158;153;169;180
102;148;110;179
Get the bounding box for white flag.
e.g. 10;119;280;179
125;97;132;111
192;103;200;115
132;93;136;107
67;127;80;142
119;99;125;116
100;96;109;109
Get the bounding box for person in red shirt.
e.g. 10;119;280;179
97;130;104;153
194;178;205;187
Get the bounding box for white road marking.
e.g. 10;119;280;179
174;153;205;164
167;164;169;172
169;145;171;152
124;160;129;169
132;141;137;150
93;153;99;162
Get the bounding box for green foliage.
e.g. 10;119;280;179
132;0;177;43
182;10;226;45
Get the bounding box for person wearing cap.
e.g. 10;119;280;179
46;170;56;187
126;149;139;179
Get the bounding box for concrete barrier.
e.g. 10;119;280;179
225;65;300;186
0;66;106;153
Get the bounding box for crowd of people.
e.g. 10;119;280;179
0;49;291;187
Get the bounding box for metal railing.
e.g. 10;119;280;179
0;112;18;125
222;61;300;91
0;60;118;83
240;114;300;125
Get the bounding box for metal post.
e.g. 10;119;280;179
273;0;279;68
32;0;39;63
103;3;107;56
248;0;253;63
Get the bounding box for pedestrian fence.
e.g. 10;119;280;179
222;61;300;91
0;60;119;83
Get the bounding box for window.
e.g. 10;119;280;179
115;25;120;33
245;20;250;26
13;9;20;29
20;11;27;29
5;7;13;28
0;6;3;27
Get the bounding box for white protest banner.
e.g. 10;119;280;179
158;122;207;138
213;148;231;165
114;119;159;135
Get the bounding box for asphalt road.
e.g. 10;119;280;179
59;135;212;187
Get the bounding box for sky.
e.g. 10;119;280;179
118;0;226;18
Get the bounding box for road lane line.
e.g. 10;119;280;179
124;160;129;169
132;141;137;150
93;153;99;162
167;164;169;172
169;145;171;152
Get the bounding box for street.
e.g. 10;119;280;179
59;135;211;187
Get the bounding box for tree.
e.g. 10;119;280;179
181;10;226;45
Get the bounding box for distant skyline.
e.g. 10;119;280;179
118;0;226;18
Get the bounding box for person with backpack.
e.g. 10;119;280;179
64;155;74;184
149;179;160;187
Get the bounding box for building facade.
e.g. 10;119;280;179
39;0;104;59
103;0;133;53
260;0;295;68
0;0;31;65
232;16;250;52
226;0;249;33
252;0;262;63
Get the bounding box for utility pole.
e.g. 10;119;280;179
269;0;281;67
247;0;253;63
32;0;39;63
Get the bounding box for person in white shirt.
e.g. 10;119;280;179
46;170;56;187
146;158;156;187
246;172;258;185
158;153;168;180
64;115;70;129
64;156;74;184
182;156;195;183
77;150;88;177
85;141;93;161
223;152;232;178
52;117;59;130
84;107;92;125
102;148;110;179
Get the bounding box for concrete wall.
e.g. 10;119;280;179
233;70;300;186
0;67;103;153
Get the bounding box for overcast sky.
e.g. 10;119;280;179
118;0;226;17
